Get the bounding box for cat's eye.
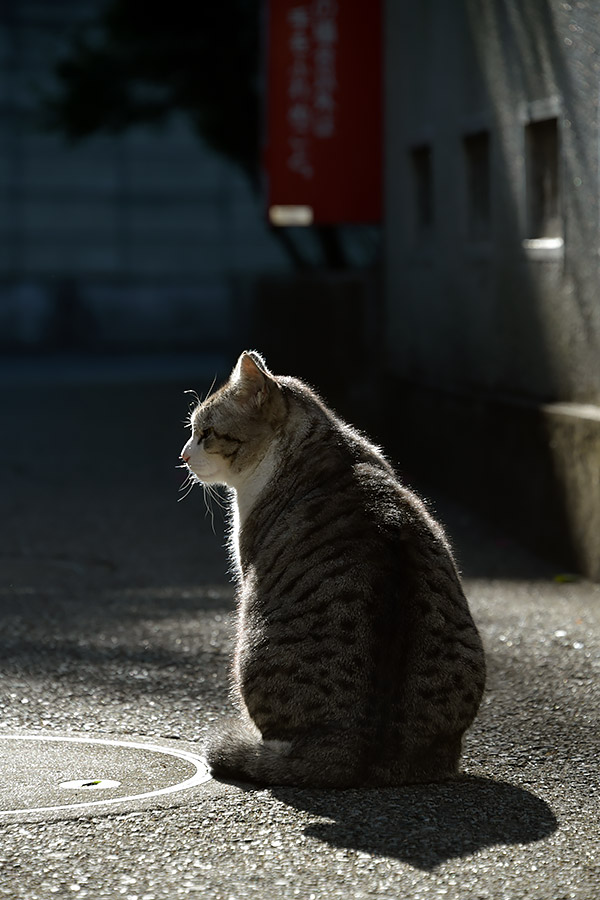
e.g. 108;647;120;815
197;427;212;445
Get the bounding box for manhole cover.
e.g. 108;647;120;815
0;734;211;822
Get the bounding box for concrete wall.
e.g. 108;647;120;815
384;0;600;578
385;0;600;404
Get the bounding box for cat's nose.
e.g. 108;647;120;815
180;438;193;463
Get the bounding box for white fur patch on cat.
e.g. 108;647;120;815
234;442;279;527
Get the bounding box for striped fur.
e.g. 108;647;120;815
183;352;486;787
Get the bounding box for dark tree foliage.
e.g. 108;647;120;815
45;0;352;268
47;0;261;187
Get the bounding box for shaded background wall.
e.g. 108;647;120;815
385;0;600;404
384;0;600;578
0;0;289;352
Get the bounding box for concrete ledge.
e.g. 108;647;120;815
542;401;600;580
384;382;600;581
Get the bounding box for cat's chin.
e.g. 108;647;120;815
198;476;225;487
188;469;226;487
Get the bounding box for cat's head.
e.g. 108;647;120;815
180;351;287;488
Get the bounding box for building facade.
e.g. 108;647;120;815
385;0;600;578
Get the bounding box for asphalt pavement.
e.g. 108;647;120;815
0;354;598;899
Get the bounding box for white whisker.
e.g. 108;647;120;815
184;388;201;404
203;373;218;403
205;482;226;510
200;482;227;533
202;484;216;532
178;473;193;492
178;471;198;502
183;389;200;429
178;482;196;502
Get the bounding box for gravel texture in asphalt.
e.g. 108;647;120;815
0;360;598;899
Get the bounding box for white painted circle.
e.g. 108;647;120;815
0;734;211;816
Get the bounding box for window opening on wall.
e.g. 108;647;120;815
525;117;560;239
410;145;434;237
463;130;491;240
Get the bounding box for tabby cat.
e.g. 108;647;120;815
180;351;485;787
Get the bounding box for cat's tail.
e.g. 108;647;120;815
203;717;364;788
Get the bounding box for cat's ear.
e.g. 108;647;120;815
232;351;273;407
235;350;270;377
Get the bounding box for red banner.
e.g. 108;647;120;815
264;0;382;225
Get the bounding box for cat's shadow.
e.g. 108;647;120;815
265;775;557;870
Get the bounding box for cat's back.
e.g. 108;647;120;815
239;401;455;600
238;409;402;584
